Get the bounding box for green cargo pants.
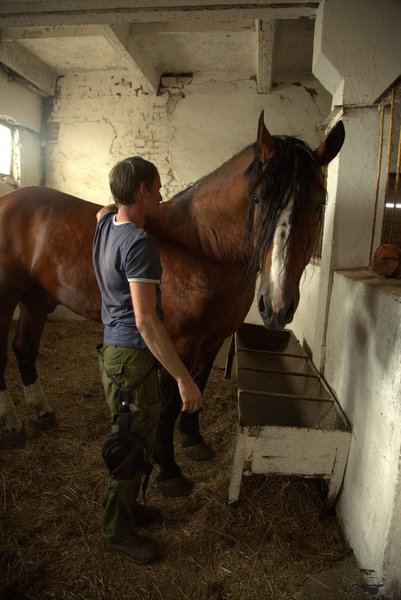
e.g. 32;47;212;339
98;344;161;540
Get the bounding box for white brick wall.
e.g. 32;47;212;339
45;71;331;204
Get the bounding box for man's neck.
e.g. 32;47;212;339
116;203;144;229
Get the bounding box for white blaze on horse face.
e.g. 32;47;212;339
23;380;52;417
0;389;24;432
270;200;293;313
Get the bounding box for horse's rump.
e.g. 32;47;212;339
0;186;102;319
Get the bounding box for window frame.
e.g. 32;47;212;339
0;121;13;177
0;117;19;188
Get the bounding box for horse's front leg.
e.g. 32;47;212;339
179;361;216;461
12;301;56;428
154;374;194;496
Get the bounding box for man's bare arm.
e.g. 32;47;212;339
129;281;202;412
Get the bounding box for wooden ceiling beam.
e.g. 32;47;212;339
99;25;160;93
0;40;57;95
0;2;318;27
256;18;277;94
0;25;101;40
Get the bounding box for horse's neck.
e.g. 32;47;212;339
147;149;253;264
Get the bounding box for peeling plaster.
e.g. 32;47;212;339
103;117;118;156
45;71;330;204
159;75;191;115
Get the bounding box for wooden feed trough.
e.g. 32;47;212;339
228;323;351;514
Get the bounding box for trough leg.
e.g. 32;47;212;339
228;425;248;506
320;442;350;519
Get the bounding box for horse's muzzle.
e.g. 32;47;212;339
257;292;297;331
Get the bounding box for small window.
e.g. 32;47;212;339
0;122;13;176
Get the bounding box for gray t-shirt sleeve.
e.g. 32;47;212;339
125;235;162;283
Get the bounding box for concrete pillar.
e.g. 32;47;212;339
314;0;401;107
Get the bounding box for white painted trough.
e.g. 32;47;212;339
228;324;351;514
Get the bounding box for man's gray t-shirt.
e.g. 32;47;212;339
93;211;163;347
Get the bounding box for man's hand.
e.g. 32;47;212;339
96;203;118;222
177;378;202;413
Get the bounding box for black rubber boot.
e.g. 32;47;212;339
104;533;163;564
132;502;163;525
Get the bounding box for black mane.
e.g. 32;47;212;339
245;135;324;276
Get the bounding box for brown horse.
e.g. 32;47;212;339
0;113;344;491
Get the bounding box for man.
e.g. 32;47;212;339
93;156;202;564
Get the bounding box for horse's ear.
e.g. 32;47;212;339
314;121;345;166
256;110;276;163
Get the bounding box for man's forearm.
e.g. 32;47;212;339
137;315;191;384
130;281;202;411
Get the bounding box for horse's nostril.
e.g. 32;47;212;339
258;295;265;314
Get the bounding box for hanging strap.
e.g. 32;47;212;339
141;458;153;500
118;388;132;446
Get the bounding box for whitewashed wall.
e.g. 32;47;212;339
325;271;401;595
45;71;331;206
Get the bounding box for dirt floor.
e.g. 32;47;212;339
0;320;372;600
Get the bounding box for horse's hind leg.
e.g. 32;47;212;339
0;294;25;434
12;297;56;428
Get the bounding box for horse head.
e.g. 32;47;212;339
247;112;345;330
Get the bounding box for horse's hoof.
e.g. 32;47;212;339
1;427;27;448
183;442;216;461
35;411;57;430
154;474;194;497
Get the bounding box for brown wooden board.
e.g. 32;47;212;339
237;369;331;398
237;350;315;375
238;390;345;429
